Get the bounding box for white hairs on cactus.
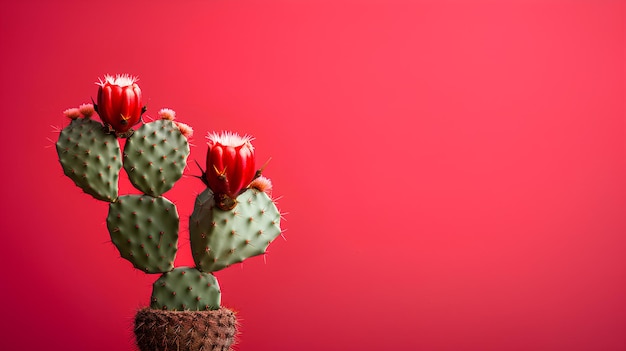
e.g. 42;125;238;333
206;131;254;149
96;74;138;87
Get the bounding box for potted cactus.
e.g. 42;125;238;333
55;75;282;350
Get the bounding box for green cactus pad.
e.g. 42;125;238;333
123;119;190;197
190;188;282;273
106;195;179;273
56;118;121;202
150;267;221;311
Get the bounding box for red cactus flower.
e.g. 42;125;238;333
96;74;143;135
205;131;256;209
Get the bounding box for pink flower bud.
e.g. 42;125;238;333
158;108;176;121
96;74;143;135
250;176;272;194
174;122;193;139
78;103;95;118
63;108;81;120
205;132;256;207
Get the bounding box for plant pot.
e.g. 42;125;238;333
134;307;238;351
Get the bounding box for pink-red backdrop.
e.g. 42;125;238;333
1;0;624;350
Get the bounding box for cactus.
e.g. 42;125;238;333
150;267;221;311
55;75;283;350
106;195;179;273
56;117;122;202
123;119;190;197
190;188;282;273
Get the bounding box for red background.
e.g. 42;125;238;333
1;0;625;350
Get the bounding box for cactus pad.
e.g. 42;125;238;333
190;188;282;273
123;119;190;197
150;267;221;311
107;195;179;273
56;118;121;202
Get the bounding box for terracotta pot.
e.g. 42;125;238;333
134;307;238;351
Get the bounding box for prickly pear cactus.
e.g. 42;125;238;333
56;117;121;202
151;267;221;311
123;119;190;197
55;75;284;351
106;195;179;273
190;188;282;273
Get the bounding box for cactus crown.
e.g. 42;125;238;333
206;131;254;149
97;74;138;87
